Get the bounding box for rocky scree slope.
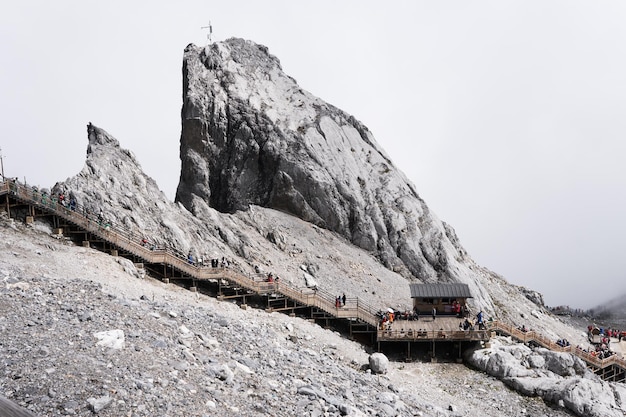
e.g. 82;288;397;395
0;217;577;417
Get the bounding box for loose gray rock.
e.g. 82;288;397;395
369;353;389;374
94;329;125;349
87;395;113;413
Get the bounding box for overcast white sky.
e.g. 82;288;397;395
2;1;625;309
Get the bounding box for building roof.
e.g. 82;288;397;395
409;283;472;299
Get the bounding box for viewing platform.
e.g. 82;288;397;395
376;316;490;342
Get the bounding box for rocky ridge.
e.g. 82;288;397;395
49;38;584;337
53;123;581;344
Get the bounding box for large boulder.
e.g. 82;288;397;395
539;348;587;377
369;352;389;374
94;329;125;350
506;376;622;417
467;338;626;417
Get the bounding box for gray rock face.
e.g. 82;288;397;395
52;123;243;264
519;286;545;307
177;38;486;294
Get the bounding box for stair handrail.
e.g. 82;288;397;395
1;178;382;328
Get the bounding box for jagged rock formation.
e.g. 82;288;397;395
519;285;545;307
53;124;424;312
54;123;234;258
46;35;592;349
177;38;474;289
52;40;589;327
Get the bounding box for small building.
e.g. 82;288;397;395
409;283;472;315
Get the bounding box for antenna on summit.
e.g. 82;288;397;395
201;22;213;44
0;147;4;179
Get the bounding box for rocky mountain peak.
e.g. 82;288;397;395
53;124;201;253
87;122;121;152
176;38;479;289
190;37;282;73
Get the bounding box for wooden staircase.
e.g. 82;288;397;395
0;179;380;327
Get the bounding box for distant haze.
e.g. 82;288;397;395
1;1;624;309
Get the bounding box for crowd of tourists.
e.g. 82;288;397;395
556;338;571;347
576;343;617;360
377;307;421;329
185;251;232;269
377;304;486;333
581;325;625;360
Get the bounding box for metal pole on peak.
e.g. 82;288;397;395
201;21;213;44
0;147;6;215
0;147;5;179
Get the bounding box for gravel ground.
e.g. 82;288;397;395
0;216;575;417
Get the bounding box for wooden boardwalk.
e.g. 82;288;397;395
2;178;624;381
1;179;490;341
